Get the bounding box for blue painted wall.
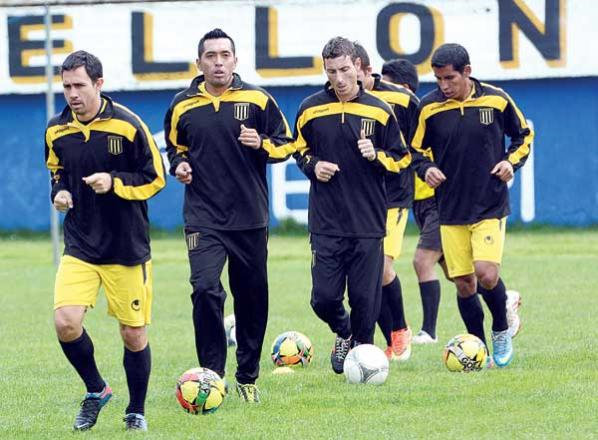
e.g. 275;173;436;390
1;76;597;230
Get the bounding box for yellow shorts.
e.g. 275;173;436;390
383;207;409;259
54;255;152;326
440;218;507;278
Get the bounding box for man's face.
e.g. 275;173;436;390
62;66;103;120
197;38;237;90
324;55;360;100
432;64;471;101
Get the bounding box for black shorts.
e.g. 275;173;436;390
412;197;442;252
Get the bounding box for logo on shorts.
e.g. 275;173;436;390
186;232;200;251
311;250;316;268
484;235;494;245
233;103;250;121
131;299;141;311
479;108;494;125
360;118;375;137
107;135;123;155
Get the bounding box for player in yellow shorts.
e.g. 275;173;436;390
45;51;165;431
354;43;418;361
410;44;533;368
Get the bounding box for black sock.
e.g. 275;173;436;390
384;276;407;331
377;293;393;346
123;344;151;415
478;278;508;332
419;280;440;338
457;294;486;344
59;328;104;393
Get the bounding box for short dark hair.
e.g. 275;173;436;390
431;43;470;73
322;37;356;61
198;28;236;57
61;50;103;82
352;41;370;69
381;58;419;93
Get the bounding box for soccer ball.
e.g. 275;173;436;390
343;344;389;385
443;334;488;372
175;367;227;414
271;331;313;367
224;314;236;347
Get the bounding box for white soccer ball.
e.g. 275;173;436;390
224;314;236;347
343;344;389;385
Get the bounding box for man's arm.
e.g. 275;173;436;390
503;93;534;172
369;113;411;173
164;101;191;176
251;94;296;163
45;128;71;208
109;120;166;201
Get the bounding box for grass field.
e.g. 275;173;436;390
1;229;597;439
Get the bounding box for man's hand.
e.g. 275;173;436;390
53;190;73;212
357;129;375;161
82;173;112;194
491;160;514;182
424;167;447;188
175;161;193;184
315;161;340;182
238;124;262;150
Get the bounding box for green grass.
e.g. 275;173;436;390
1;230;597;439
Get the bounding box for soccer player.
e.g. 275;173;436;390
410;43;533;367
353;44;417;361
164;29;294;403
293;37;411;374
382;58;444;345
45;50;166;431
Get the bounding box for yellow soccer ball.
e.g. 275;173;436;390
443;334;487;372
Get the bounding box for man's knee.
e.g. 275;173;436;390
54;306;84;342
311;291;340;317
475;264;499;289
382;259;396;286
454;275;477;298
120;325;147;351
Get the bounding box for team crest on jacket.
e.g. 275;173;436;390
107;135;123;155
479;108;494;125
233;103;250;121
361;118;375;137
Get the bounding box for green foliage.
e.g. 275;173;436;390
1;230;597;439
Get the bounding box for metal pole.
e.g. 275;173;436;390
45;3;60;266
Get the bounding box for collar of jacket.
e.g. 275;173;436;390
58;93;114;125
185;73;244;97
323;80;365;102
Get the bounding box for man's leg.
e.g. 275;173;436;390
102;261;154;431
186;229;228;378
54;256;111;431
346;238;384;345
440;225;487;344
227;228;268;399
310;234;351;374
472;218;513;367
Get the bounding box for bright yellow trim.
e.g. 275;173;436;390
221;90;269;110
414;175;434;200
411;95;509;150
90;119;137;143
299;102;391;127
112;103;166;200
262;139;296;159
169;96;212;154
376;150;411;173
369;90;411;109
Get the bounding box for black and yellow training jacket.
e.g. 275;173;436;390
410;78;534;225
45;94;166;265
164;74;294;230
293;82;411;238
368;74;418;209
